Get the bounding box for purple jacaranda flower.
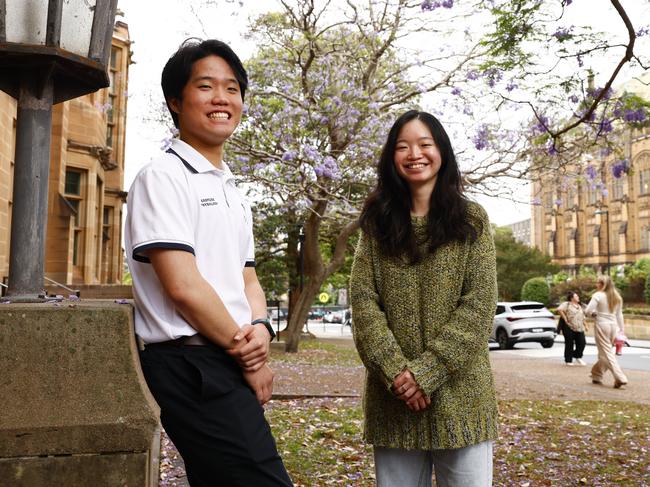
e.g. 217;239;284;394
160;137;173;151
611;159;629;179
569;94;580;103
533;115;549;134
484;67;503;88
553;26;573;41
598;119;613;133
636;26;649;37
473;125;489;151
506;81;518;92
466;70;479;81
585;165;598;181
421;0;453;10
531;197;542;206
314;155;340;180
451;87;462;96
554;198;562;206
623;108;648;123
282;150;297;162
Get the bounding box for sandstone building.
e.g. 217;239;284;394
531;73;650;273
0;22;131;290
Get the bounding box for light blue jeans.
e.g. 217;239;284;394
374;441;494;487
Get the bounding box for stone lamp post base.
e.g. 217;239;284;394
0;302;160;486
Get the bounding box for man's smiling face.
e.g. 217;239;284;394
170;54;243;151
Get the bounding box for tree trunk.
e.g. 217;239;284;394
284;277;321;352
283;216;360;352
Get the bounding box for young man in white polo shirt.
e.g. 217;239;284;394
125;39;293;486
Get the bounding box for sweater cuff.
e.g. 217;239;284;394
407;356;449;397
380;359;409;391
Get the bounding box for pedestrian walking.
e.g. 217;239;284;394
125;39;292;486
350;110;498;487
557;291;587;366
585;276;628;389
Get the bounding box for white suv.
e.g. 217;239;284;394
491;301;557;350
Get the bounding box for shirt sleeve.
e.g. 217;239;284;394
584;293;599;317
616;304;625;332
350;231;409;390
557;302;567;313
128;166;195;263
406;204;498;397
243;202;255;268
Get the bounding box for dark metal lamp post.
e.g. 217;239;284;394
0;0;118;301
298;224;305;292
594;209;611;275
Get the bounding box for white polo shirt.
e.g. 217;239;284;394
125;139;255;343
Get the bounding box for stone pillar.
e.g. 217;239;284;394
0;302;160;486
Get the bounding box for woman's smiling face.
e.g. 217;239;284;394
393;119;442;191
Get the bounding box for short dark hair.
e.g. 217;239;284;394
161;38;248;128
360;110;479;262
566;291;577;301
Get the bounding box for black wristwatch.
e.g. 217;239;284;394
251;318;276;339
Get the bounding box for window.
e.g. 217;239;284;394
543;191;553;209
566;186;576;207
640;169;650;195
65;170;81;195
102;207;112;241
612;176;624;200
64;169;85;268
587;185;598;205
106;46;120;148
641;226;650;251
609;228;618;253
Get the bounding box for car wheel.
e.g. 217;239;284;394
541;340;554;349
496;329;510;350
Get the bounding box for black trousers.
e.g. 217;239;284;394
562;324;586;363
139;343;293;487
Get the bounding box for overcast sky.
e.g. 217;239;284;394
116;0;649;227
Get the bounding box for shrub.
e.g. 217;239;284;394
644;274;650;305
550;276;597;306
521;277;550;305
621;276;645;305
624;306;650;315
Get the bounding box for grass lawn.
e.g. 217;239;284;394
270;338;362;367
266;339;650;486
267;398;650;486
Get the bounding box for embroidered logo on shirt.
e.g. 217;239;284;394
200;197;219;207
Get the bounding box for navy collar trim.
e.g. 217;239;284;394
166;148;198;174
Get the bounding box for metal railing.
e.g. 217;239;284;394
44;276;80;298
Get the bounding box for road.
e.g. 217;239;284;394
489;340;650;372
276;320;650;372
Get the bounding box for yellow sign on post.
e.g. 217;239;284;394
318;292;329;303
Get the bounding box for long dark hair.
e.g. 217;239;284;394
359;110;480;262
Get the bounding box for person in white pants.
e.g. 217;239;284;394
585;276;628;389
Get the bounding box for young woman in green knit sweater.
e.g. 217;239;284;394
350;110;499;486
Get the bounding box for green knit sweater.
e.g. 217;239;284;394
350;202;498;450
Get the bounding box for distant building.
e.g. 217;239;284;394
531;73;650;273
504;219;531;246
0;22;132;287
